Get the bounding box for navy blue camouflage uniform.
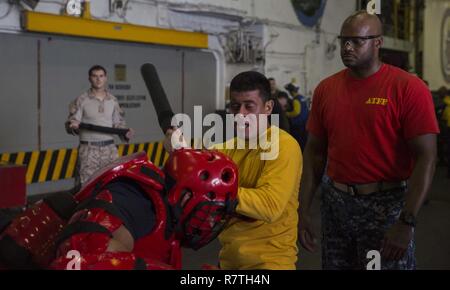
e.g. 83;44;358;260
321;180;416;270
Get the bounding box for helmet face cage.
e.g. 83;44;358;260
180;196;235;250
163;149;238;249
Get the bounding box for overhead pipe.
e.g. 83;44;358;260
82;0;91;19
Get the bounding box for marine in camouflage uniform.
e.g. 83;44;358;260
320;181;416;270
67;84;128;184
77;140;120;184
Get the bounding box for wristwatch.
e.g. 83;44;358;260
399;211;417;227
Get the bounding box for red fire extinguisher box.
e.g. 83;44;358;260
0;162;27;208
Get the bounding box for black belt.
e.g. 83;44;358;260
331;180;407;196
80;140;115;147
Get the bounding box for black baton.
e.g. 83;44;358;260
78;123;130;141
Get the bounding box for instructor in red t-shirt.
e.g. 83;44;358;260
298;11;439;270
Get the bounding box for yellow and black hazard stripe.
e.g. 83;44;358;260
117;141;170;167
0;149;78;184
0;141;170;184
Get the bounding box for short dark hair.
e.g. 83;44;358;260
277;91;289;100
284;83;299;93
88;65;107;76
230;71;271;102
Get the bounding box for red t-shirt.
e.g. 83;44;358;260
307;64;439;184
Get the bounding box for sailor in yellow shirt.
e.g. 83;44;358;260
442;95;450;128
218;72;301;270
441;93;450;178
165;71;302;269
164;71;302;270
215;126;301;269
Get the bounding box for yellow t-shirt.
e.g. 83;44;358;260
213;126;302;269
286;99;302;118
443;95;450;127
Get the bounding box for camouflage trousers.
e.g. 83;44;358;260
77;143;119;184
321;181;416;270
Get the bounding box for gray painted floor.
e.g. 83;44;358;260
183;166;450;270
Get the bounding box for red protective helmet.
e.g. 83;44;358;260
163;149;238;250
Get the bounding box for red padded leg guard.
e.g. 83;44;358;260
0;193;76;269
51;189;124;269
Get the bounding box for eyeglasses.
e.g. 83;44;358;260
337;35;381;48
